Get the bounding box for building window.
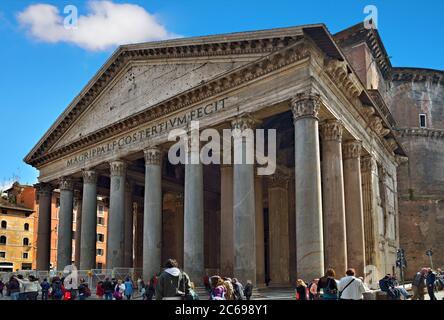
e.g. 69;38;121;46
0;236;6;245
97;233;104;243
97;263;103;269
97;248;104;256
21;263;32;270
56;198;60;208
1;221;6;229
23;238;29;246
23;252;29;259
0;252;5;258
24;223;29;231
98;205;104;216
97;217;105;225
419;114;427;128
1;209;6;214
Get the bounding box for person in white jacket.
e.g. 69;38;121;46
15;275;40;300
338;269;367;300
114;279;125;300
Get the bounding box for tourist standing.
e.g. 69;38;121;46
412;268;427;300
244;280;253;300
308;279;319;300
232;278;245;300
155;259;191;300
51;277;64;300
78;279;91;300
124;277;134;300
7;276;20;300
317;268;338;300
40;278;50;300
145;275;156;300
96;281;104;299
295;279;308;300
426;268;437;300
210;276;226;300
102;277;114;300
113;279;125;300
0;280;4;297
338;269;367;300
15;275;40;300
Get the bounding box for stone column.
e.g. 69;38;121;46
80;170;98;270
134;200;144;271
143;147;162;281
320;120;347;274
255;175;265;287
36;183;53;270
232;115;256;285
57;177;74;270
123;181;134;268
291;92;324;281
106;160;127;269
343;140;366;276
220;164;234;277
175;193;184;267
268;171;290;286
74;192;82;269
184;145;204;285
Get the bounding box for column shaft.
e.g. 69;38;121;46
232;116;256;285
343;141;366;276
80;170;97;270
255;176;265;287
291;92;324;281
57;178;74;269
143;148;162;281
123;182;134;268
320;120;347;274
107;161;127;268
184;150;204;284
220;165;234;277
74;195;82;269
36;183;52;270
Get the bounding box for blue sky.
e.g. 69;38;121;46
0;0;443;187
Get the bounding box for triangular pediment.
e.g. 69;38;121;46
51;58;253;150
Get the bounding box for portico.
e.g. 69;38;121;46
26;24;404;286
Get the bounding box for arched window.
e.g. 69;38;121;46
0;236;6;245
24;223;29;231
23;238;29;246
1;221;6;229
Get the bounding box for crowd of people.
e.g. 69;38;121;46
0;260;442;301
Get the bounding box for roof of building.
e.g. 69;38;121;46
0;197;34;213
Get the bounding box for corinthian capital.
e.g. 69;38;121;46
290;91;321;120
59;177;74;191
320;120;343;142
144;147;161;165
109;160;127;177
82;170;97;184
231;114;257;131
35;182;53;196
360;155;376;173
342;140;362;160
268;170;290;189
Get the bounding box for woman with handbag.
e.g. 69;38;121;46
113;279;125;300
316;268;339;300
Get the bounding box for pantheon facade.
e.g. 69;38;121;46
25;23;407;287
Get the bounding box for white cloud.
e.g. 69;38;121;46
17;1;178;51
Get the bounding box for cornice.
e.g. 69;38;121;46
391;67;444;84
27;39;311;168
396;127;444;139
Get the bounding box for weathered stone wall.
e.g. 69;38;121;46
389;76;444;277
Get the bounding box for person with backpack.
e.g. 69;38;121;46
40;278;50;300
7;276;20;300
243;280;253;300
210;276;226;300
412;268;427;300
124;277;134;300
155;259;191;300
338;268;367;300
232;278;245;300
102;277;114;300
317;268;338;300
114;279;125;300
51;277;64;300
